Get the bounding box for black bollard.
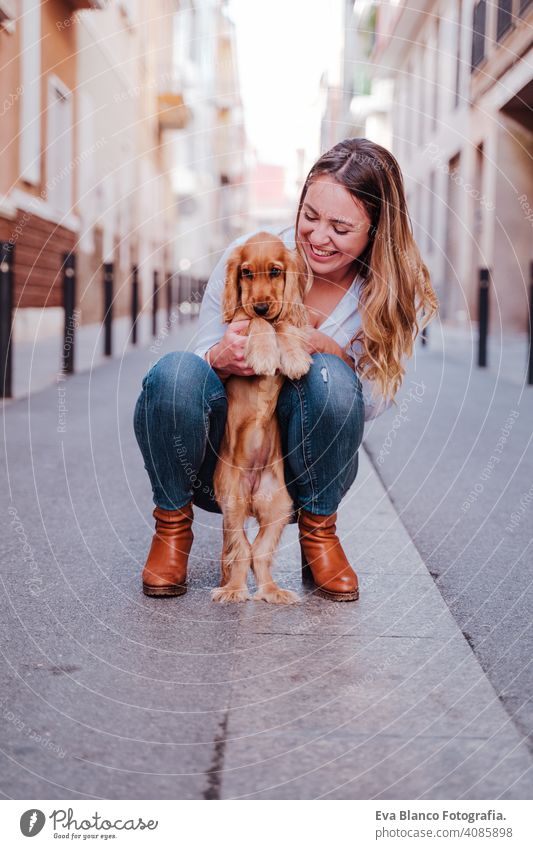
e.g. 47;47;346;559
152;270;159;337
103;262;113;357
527;262;533;386
131;264;139;346
0;241;14;398
166;272;173;323
177;273;184;324
420;309;428;347
478;268;490;368
185;274;192;319
62;252;76;374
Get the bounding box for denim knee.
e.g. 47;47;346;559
143;350;224;400
143;351;226;410
278;353;364;439
133;351;228;511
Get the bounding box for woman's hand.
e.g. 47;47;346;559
206;320;256;378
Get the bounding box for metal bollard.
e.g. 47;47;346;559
478;268;490;368
103;262;113;357
62;252;76;374
177;274;184;325
131;264;139;346
152;270;159;337
527;262;533;386
186;274;192;319
420;309;428;347
0;241;14;398
166;272;173;323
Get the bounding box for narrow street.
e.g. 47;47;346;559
1;325;532;799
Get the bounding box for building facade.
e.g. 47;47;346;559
366;0;533;333
0;0;87;345
1;0;248;392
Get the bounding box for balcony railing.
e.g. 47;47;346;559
157;93;190;130
67;0;108;9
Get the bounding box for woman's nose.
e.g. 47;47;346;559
310;221;331;246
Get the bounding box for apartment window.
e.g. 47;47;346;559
427;171;435;254
46;77;73;215
496;0;513;40
432;19;440;130
417;47;426;146
471;0;486;70
405;62;413;158
396;77;406;158
0;0;16;30
519;0;532;14
412;182;420;245
19;0;41;184
454;0;462;107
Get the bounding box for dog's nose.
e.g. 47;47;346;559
253;303;269;316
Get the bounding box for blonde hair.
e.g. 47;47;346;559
294;138;438;402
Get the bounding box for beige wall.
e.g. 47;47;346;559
75;1;178;330
491;115;533;332
0;24;20;197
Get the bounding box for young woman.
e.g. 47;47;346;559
134;137;438;601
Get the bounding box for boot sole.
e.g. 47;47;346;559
314;586;359;602
142;584;187;597
301;561;359;602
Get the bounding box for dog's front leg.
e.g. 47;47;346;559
244;317;280;376
212;511;253;603
251;471;300;605
275;321;312;379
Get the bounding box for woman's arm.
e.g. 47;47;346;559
306;327;356;371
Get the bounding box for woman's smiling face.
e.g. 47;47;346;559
297;174;372;283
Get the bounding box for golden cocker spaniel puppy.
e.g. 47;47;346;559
212;232;312;604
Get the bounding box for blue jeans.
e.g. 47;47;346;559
133;351;365;516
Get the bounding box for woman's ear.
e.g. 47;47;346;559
280;249;308;327
222;246;242;322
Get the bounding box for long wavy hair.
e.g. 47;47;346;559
294;137;438;402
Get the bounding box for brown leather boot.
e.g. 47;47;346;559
298;508;359;601
142;503;194;597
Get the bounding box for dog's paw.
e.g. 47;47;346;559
279;349;312;380
211;586;250;604
245;347;280;376
253;586;300;605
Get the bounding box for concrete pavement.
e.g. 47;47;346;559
364;328;533;766
1;322;532;799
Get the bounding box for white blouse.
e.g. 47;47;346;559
192;224;393;421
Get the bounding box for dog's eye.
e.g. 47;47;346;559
241;268;253;279
269;268;282;278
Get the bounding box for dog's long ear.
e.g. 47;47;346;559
279;249;308;327
222;246;242;323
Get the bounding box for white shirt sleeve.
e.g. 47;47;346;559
346;339;394;422
359;375;395;422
